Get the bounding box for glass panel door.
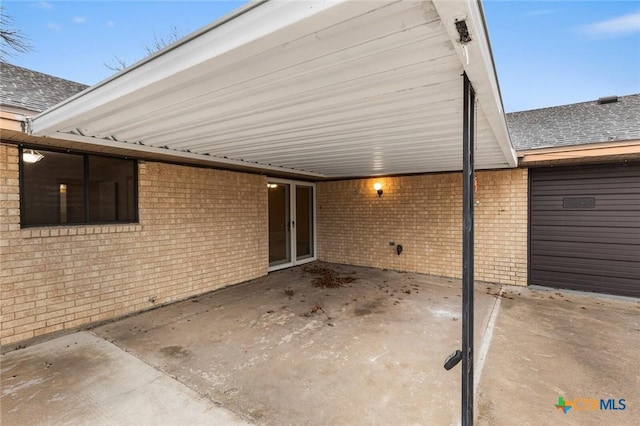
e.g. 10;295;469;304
268;180;316;270
268;183;291;267
296;185;314;260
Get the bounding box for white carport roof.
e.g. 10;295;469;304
29;0;516;179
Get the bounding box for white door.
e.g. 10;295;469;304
268;179;316;271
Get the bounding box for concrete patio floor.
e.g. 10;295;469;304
2;262;638;425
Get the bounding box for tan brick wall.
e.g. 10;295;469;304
317;169;528;286
0;144;268;346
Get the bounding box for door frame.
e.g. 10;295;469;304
267;178;317;272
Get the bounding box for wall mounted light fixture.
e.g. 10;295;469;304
373;182;383;197
22;149;44;164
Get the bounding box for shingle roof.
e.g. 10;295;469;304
0;62;88;113
506;94;640;151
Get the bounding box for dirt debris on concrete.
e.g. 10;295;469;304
484;286;514;300
1;332;251;425
303;265;356;288
302;303;331;321
12;263;638;426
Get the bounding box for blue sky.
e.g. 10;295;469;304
483;0;640;111
2;1;639;112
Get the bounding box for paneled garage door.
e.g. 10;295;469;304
529;163;640;297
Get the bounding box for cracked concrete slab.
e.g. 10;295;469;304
0;331;251;425
4;262;636;425
477;286;640;426
90;262;498;425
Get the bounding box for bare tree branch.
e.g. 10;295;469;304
143;26;181;56
103;56;128;72
105;26;183;72
0;7;32;59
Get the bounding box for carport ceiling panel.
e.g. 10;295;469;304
85;2;453;141
76;1;465;177
112;54;462;149
32;0;515;177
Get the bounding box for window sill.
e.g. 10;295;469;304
20;223;142;238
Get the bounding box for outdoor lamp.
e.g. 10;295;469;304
373;182;383;197
22;149;44;164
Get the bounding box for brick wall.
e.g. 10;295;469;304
0;144;268;346
1;140;528;346
316;169;528;286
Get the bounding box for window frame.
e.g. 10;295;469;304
19;145;139;228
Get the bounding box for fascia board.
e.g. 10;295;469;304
432;0;517;168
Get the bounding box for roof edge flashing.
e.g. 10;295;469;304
37;131;327;178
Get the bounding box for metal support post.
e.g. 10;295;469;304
461;71;476;426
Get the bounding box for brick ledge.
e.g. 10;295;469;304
19;224;143;238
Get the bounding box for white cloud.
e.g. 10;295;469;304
34;2;54;10
524;9;559;17
582;12;640;38
73;16;87;24
107;20;116;28
47;22;61;32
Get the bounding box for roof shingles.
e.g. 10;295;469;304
0;62;88;113
506;94;640;151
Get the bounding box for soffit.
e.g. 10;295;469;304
30;0;516;178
